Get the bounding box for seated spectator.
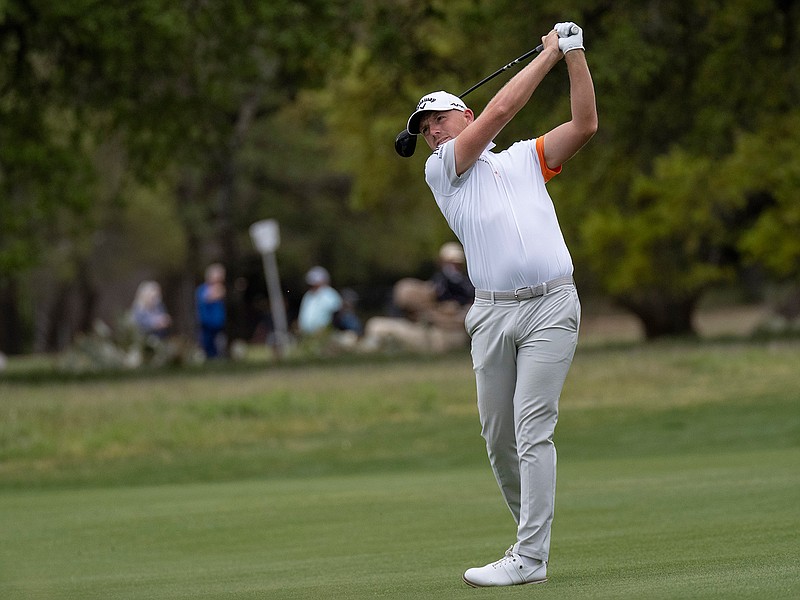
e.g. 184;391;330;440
131;280;172;339
333;287;364;336
361;242;474;353
298;266;343;336
431;241;475;308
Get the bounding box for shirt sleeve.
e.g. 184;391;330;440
425;139;462;193
535;136;562;183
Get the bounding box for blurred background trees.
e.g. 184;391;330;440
1;0;798;353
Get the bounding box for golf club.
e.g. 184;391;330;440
395;26;577;158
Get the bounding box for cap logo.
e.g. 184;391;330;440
416;95;465;111
417;96;437;110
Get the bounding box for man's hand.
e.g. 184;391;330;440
541;29;561;55
555;22;584;54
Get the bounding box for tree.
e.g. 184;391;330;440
579;149;739;338
0;0;357;351
729;111;800;321
1;1;202;351
565;0;799;337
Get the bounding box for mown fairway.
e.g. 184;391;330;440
1;339;799;599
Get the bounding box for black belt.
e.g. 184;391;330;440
475;275;574;301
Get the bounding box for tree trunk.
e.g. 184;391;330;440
619;293;699;340
0;277;25;355
215;92;263;344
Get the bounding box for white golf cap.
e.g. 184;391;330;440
406;91;467;135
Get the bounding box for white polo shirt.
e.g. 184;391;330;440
425;137;573;291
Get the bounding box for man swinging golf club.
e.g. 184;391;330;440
405;22;597;586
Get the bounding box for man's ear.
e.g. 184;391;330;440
464;108;475;124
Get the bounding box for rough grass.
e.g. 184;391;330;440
1;340;799;488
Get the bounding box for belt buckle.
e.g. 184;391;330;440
514;287;527;300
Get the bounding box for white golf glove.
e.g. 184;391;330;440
555;22;584;54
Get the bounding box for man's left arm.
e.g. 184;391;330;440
542;25;598;168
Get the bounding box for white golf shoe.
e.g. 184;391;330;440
462;547;547;587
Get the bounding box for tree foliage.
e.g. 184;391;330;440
1;0;799;352
1;0;356;349
571;0;799;336
729;112;800;278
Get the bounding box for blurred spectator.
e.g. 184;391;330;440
333;288;364;336
361;242;474;353
131;280;172;339
298;266;343;336
196;263;227;358
430;241;475;307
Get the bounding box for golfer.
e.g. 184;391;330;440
406;22;596;586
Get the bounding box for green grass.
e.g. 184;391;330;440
1;339;799;598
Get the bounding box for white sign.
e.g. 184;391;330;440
249;218;289;354
249;219;280;254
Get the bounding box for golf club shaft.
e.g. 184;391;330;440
395;25;578;157
395;45;543;158
458;25;578;98
459;44;543;98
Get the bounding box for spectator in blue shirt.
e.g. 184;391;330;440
196;263;226;358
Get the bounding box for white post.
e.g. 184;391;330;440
249;220;290;356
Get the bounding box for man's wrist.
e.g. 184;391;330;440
539;46;561;64
563;48;586;62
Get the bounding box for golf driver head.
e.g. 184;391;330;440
395;129;417;158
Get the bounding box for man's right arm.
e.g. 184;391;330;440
453;30;562;176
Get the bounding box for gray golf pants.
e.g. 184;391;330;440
465;283;580;562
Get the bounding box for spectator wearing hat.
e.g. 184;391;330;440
361;242;473;353
298;266;343;336
431;241;475;308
